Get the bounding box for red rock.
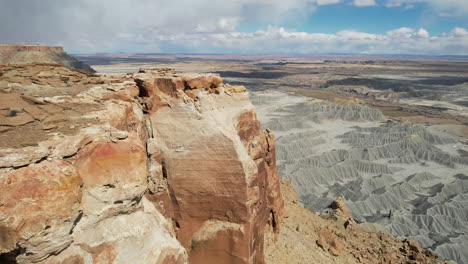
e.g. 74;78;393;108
182;74;223;89
330;197;352;219
328;237;346;256
0;160;82;261
317;237;329;250
407;239;423;253
224;84;247;93
75;137;147;215
76;138;146;188
80;242;117;264
319;228;332;239
413;252;427;263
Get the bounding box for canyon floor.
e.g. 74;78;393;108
77;53;468;264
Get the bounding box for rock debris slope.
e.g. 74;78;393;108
0;65;283;263
0;44;95;72
252;90;468;264
265;180;446;264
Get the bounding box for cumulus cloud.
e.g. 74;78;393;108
387;27;416;38
352;0;377;7
147;26;468;55
316;0;343;5
451;28;468;37
414;28;429;39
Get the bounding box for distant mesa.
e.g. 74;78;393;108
0;44;95;73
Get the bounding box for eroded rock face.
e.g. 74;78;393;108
0;66;283;263
137;69;284;264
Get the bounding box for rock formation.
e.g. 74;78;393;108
0;44;95;72
0;65;283;263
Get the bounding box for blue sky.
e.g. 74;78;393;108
237;1;468;35
0;0;467;55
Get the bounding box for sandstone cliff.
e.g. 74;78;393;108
0;65;283;263
0;44;95;73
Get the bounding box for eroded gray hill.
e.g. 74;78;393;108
252;91;468;264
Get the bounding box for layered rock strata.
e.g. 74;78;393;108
0;65;283;263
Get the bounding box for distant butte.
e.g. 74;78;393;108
0;44;95;73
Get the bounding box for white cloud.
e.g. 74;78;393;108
316;0;343;5
387;27;415;38
336;30;380;40
388;27;430;39
353;0;377;7
451;28;468;38
414;28;429;39
136;26;468;55
385;0;468;15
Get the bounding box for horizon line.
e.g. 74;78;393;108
71;52;468;58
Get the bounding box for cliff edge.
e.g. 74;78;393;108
0;44;95;73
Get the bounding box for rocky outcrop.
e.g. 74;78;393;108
0;44;95;72
0;65;283;263
134;69;283;263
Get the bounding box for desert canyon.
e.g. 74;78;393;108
0;46;465;264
